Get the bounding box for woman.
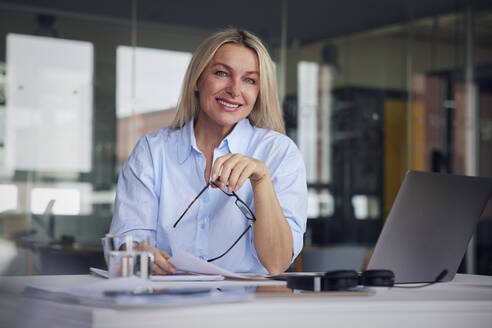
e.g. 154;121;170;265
110;29;307;275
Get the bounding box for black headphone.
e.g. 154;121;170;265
286;269;395;291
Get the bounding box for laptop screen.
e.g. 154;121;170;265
367;171;492;283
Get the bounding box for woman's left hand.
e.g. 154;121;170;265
211;154;269;192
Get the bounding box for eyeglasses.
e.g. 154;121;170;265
173;181;256;262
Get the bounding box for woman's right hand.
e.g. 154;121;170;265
153;248;177;275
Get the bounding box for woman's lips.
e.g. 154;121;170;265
217;98;242;111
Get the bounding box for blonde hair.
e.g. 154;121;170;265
171;28;285;134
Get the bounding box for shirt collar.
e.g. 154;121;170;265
177;118;254;165
219;118;253;154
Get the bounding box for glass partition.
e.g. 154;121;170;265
0;1;491;275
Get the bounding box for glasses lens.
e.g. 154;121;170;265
235;199;254;221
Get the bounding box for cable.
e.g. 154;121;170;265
393;269;448;289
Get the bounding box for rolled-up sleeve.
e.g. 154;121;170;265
271;141;308;261
110;136;158;238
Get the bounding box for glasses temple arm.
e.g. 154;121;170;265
207;222;254;262
173;183;210;228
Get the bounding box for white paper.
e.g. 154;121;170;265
169;250;263;280
90;267;110;278
89;267;224;281
152;274;224;281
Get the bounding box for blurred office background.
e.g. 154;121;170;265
0;0;491;275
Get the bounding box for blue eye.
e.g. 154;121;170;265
245;78;256;85
215;71;227;77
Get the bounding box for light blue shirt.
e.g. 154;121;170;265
110;118;307;274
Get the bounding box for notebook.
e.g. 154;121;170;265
367;170;492;283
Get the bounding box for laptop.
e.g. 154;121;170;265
367;170;492;283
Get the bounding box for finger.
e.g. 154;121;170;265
154;257;176;275
228;160;249;192
153;263;167;275
153;249;176;274
211;154;234;182
135;241;149;252
155;248;171;260
246;159;268;183
235;164;256;191
153;261;176;275
218;155;243;190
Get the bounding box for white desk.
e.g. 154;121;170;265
1;274;492;328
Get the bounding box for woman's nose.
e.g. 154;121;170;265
225;79;240;97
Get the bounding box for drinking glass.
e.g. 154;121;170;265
104;233;154;279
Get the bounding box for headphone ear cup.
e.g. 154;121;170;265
322;270;359;291
286;270;360;291
360;269;395;287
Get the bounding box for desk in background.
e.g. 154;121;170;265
1;274;492;328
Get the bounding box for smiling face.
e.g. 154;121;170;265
195;43;260;132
